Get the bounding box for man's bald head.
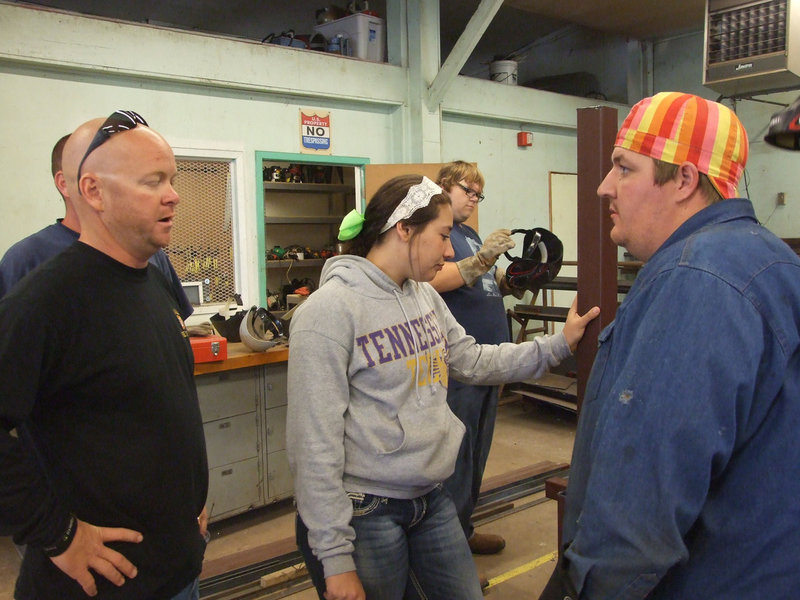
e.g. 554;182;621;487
62;117;105;201
64;111;159;198
51;134;70;178
59;112;179;268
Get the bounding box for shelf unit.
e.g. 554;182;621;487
264;182;353;194
255;152;368;308
264;216;343;224
262;168;358;308
265;258;326;269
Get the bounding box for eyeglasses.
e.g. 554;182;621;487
456;182;485;202
77;110;148;182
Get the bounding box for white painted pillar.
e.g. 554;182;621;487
404;0;443;163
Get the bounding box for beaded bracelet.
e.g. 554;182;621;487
42;513;78;557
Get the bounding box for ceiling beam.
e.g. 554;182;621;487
504;0;704;39
426;0;504;111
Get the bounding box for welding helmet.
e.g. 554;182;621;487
764;95;800;150
504;228;563;291
239;305;284;351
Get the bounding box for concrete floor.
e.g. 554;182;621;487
0;395;576;600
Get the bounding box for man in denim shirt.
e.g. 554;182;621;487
540;92;800;599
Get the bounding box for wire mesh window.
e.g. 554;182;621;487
163;158;236;304
707;0;787;65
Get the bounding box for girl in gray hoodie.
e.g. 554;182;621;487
287;175;598;600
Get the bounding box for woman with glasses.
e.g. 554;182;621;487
429;160;528;558
286;174;599;600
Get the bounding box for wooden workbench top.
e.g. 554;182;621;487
193;341;288;375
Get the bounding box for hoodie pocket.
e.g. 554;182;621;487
377;398;458;456
370;400;465;485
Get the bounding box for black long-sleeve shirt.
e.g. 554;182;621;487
0;242;208;599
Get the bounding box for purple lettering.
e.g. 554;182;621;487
396;322;416;355
369;330;392;364
385;325;408;359
355;335;376;367
424;312;441;345
410;319;429;351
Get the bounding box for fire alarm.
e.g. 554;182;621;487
517;131;533;147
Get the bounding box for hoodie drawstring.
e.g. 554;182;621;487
393;286;436;402
410;287;437;397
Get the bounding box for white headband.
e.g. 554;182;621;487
379;176;443;234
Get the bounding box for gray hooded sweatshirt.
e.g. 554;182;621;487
286;255;570;578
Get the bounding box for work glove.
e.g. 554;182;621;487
456;229;515;286
495;267;526;299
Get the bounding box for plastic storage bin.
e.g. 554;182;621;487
314;13;385;62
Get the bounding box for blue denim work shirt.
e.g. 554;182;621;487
562;198;800;599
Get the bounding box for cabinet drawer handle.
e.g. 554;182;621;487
219;421;231;430
221;468;233;476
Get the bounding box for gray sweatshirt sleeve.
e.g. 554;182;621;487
286;308;358;579
429;289;571;384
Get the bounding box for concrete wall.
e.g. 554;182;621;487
0;3;613;306
1;3;797;307
0;3;406;303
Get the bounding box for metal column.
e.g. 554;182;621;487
575;106;618;413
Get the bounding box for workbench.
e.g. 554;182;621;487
193;342;290;522
194;341;288;375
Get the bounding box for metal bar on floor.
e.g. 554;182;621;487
200;464;570;599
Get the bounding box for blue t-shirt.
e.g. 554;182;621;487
438;223;509;345
0;221;193;319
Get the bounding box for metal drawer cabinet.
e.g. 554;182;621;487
263;364;292;503
195;362;294;521
264;363;288;409
207;457;261;520
196;367;263;522
266;449;293;501
204;412;259;469
196;369;259;422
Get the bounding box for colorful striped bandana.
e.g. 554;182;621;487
615;92;749;199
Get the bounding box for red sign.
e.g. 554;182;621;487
301;110;331;154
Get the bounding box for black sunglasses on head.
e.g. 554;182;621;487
76;110;148;182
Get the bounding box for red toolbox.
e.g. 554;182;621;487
190;334;228;363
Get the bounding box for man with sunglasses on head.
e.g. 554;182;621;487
430;161;524;563
0;134;193;322
0;112;208;600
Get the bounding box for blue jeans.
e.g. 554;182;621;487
169;578;199;600
297;485;483;600
443;381;499;539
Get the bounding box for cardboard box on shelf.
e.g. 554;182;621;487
314;12;385;62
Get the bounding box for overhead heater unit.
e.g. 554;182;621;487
704;0;800;96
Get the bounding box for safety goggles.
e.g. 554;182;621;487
77;110;148;182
